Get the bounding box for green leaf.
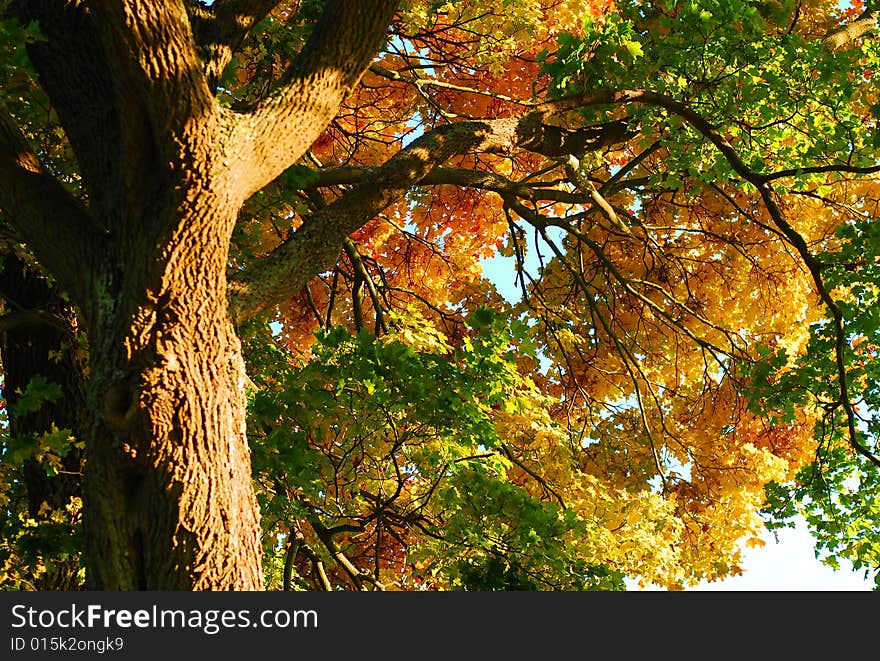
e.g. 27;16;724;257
623;40;644;59
470;306;495;329
11;375;63;416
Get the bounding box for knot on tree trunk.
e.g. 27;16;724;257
102;378;140;434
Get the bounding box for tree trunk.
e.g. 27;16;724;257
83;194;263;590
1;0;399;590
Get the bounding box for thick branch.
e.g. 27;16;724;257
823;10;880;51
308;166;594;203
13;1;220;228
545;90;880;186
223;0;400;200
269;84;880;470
90;0;217;136
9;1;123;217
228;114;633;323
539;90;753;180
0;102;100;310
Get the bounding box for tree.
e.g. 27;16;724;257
1;0;879;590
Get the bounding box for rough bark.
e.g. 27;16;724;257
225;0;400;200
0;0;401;589
85;257;261;589
188;0;283;90
79;173;263;589
74;98;264;587
3;1;267;589
823;9;880;51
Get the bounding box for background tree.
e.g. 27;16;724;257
2;0;879;590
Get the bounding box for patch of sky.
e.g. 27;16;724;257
481;225;567;304
384;35;433;149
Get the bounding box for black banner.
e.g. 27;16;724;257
0;591;874;658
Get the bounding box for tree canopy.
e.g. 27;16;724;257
1;0;880;590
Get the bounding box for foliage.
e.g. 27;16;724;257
528;0;880;587
0;377;82;590
755;217;880;588
248;308;625;590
